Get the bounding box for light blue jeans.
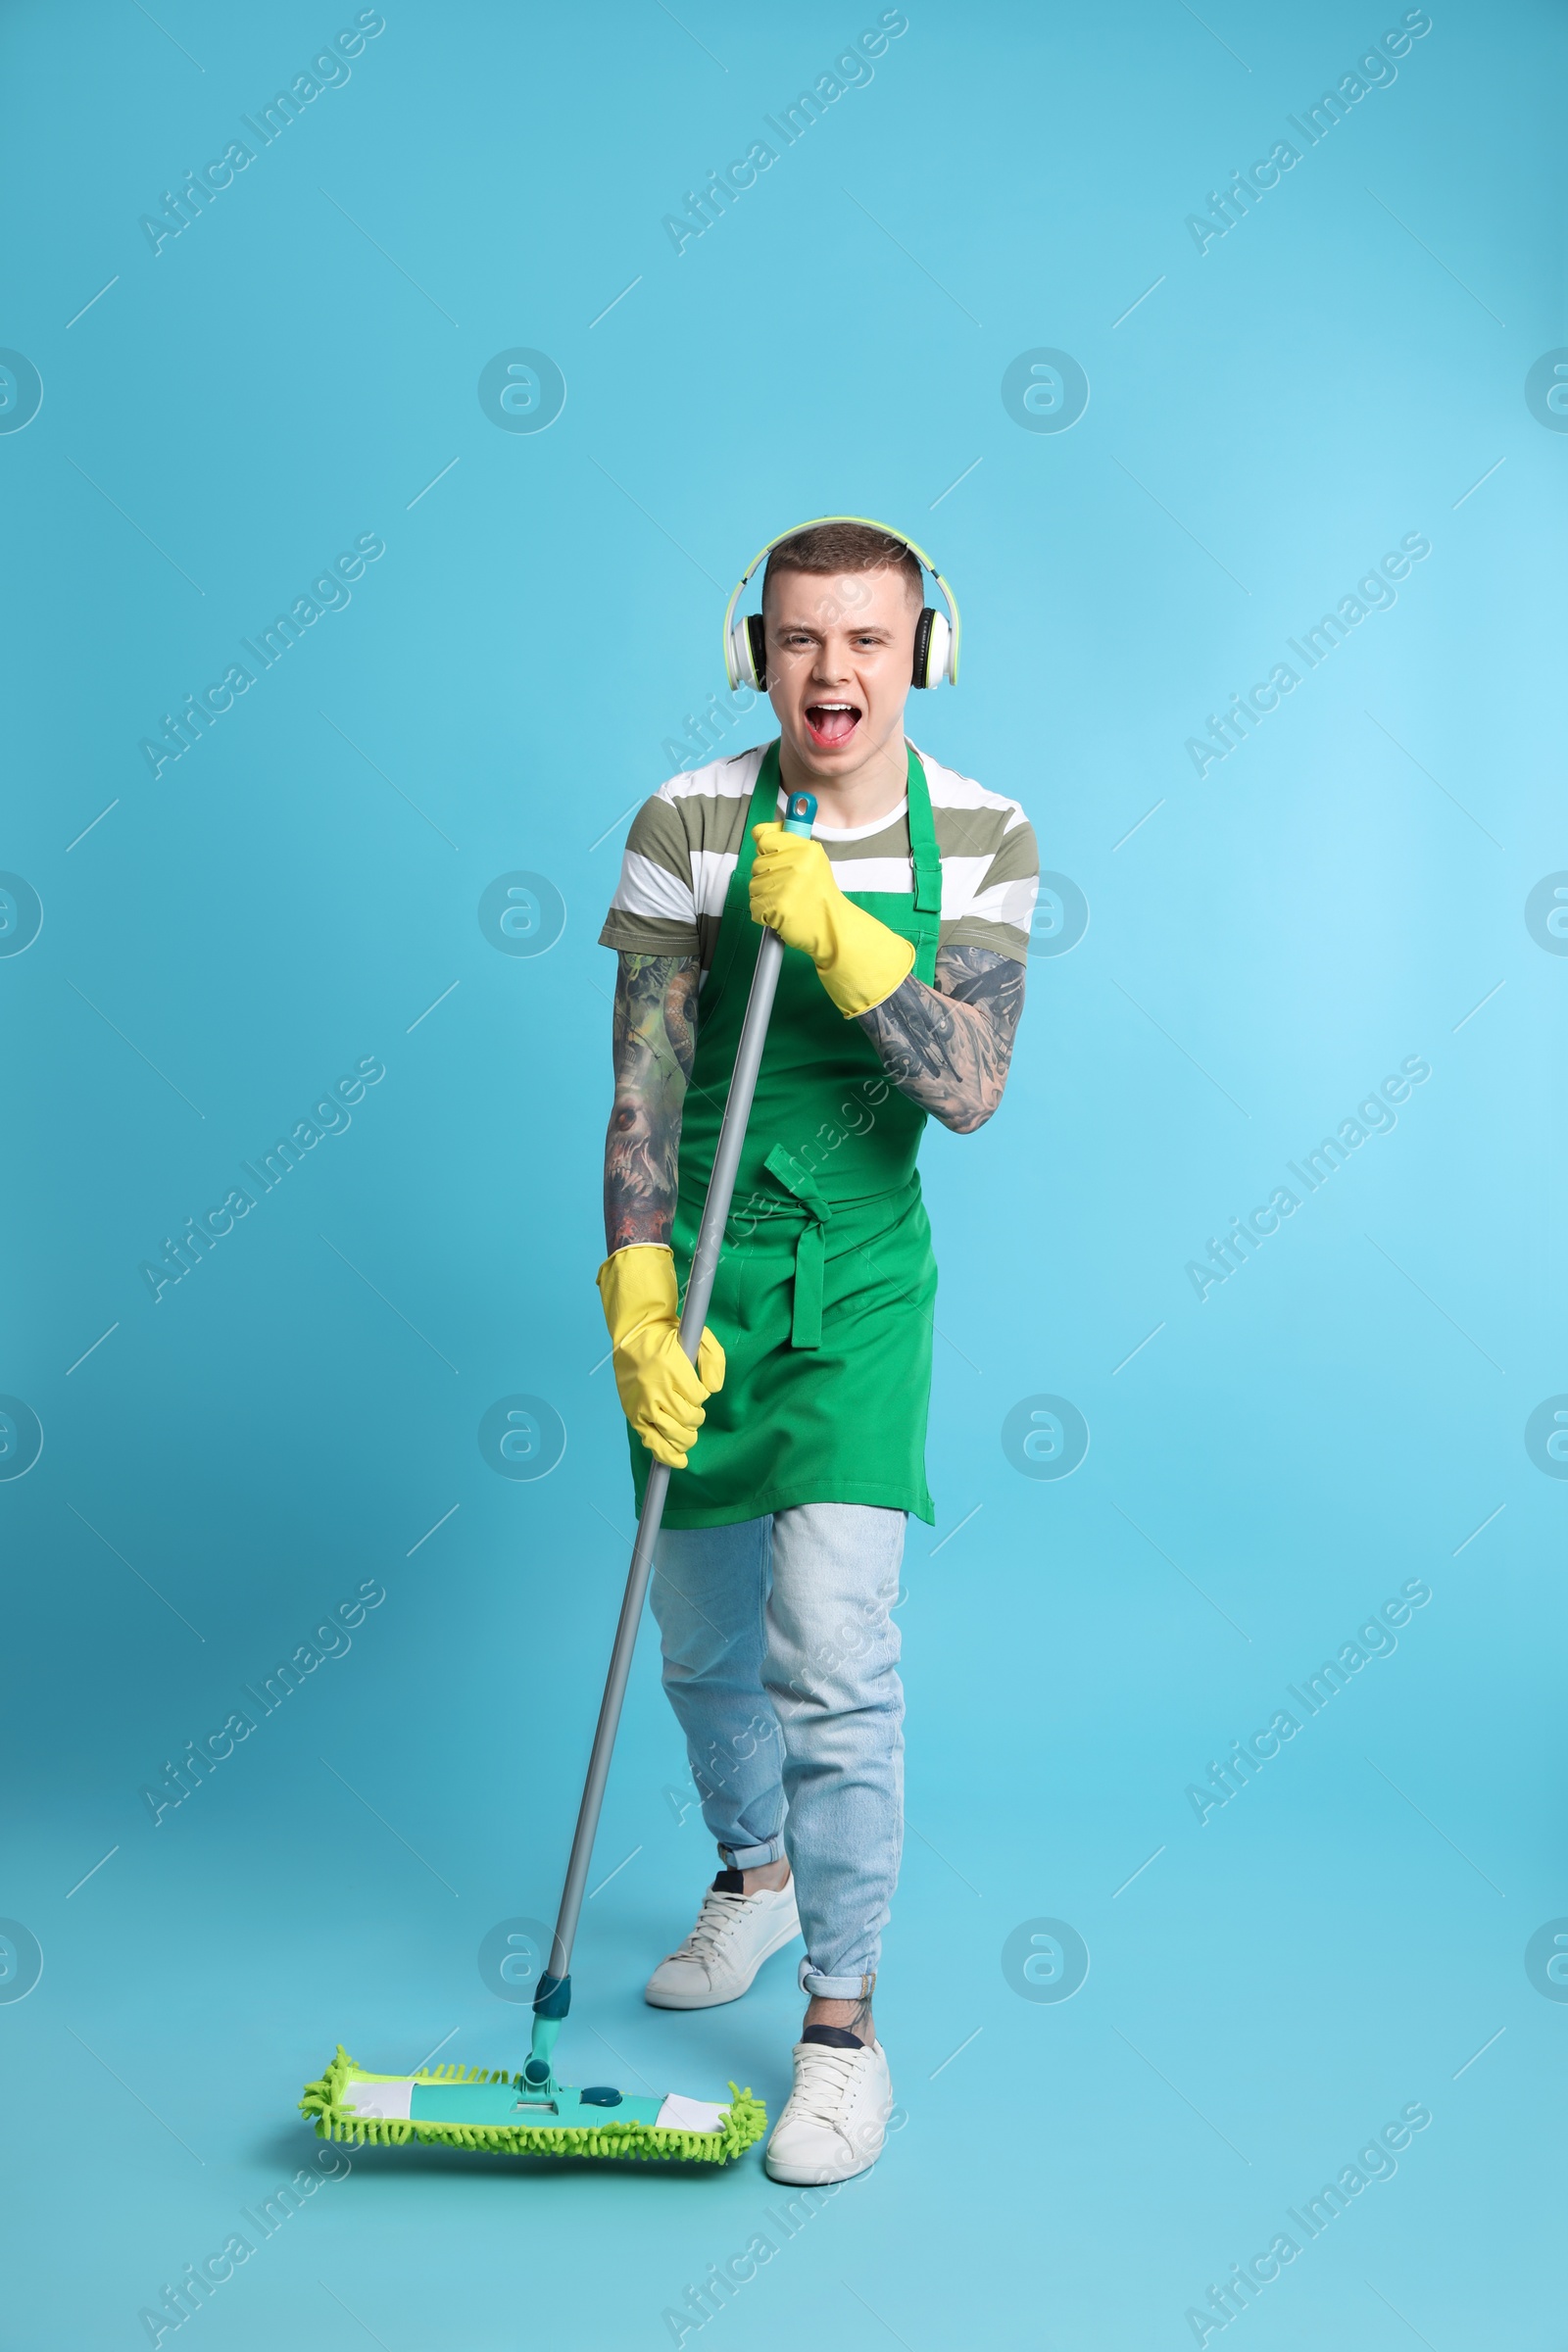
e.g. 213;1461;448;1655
651;1503;906;2000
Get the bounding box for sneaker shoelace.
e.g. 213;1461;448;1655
666;1886;760;1967
786;2041;867;2128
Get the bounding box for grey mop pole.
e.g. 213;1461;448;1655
526;787;818;2090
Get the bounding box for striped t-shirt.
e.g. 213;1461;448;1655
599;742;1038;976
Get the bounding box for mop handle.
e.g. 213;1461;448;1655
542;789;817;1994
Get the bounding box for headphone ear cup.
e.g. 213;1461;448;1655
911;608;951;690
727;615;765;691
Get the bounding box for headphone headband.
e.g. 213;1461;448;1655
721;513;961;691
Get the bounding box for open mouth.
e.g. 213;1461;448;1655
804;701;861;750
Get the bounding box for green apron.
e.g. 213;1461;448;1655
631;741;942;1529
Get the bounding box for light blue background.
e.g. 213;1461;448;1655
3;3;1563;2346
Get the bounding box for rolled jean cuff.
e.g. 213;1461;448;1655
798;1958;875;2000
718;1837;785;1870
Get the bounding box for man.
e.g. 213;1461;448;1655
596;519;1036;2183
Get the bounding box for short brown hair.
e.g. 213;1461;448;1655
763;519;922;610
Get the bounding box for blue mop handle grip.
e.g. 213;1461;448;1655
782;790;817;835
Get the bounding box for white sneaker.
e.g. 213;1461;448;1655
644;1875;801;2010
763;2034;894;2184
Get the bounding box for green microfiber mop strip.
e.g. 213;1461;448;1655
300;2048;766;2166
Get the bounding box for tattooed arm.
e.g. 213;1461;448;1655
855;945;1026;1134
604;954;699;1251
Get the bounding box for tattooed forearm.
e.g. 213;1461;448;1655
604;954;699;1251
855;945;1025;1133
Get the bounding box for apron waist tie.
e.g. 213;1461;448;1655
762;1145;834;1349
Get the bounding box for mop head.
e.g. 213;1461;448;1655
300;2047;766;2165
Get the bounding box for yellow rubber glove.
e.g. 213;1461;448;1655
749;822;916;1017
596;1245;725;1470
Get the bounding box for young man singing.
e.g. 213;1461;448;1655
596;519;1037;2183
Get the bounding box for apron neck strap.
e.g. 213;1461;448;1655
700;743;782;1014
732;741;783;900
733;740;936;904
719;737;940;947
904;746;942;916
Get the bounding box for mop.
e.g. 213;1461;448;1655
301;791;819;2165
